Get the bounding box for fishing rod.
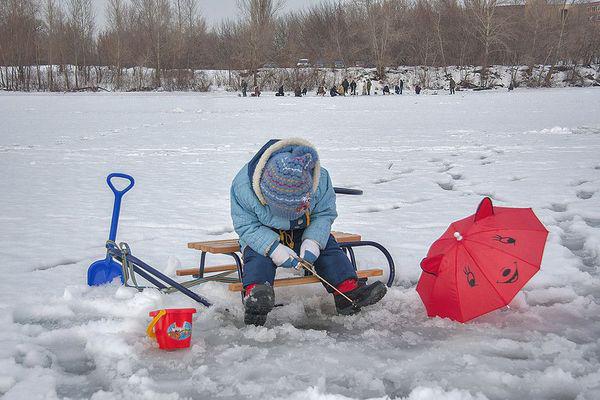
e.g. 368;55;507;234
292;255;357;308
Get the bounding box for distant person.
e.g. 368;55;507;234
275;85;284;96
241;79;248;97
337;84;345;96
251;86;261;97
449;77;456;95
342;78;350;95
294;86;302;97
399;79;403;94
350;80;357;95
394;85;400;95
415;84;422;95
317;85;326;96
329;86;338;97
362;81;367;95
383;85;390;95
366;79;372;95
302;87;308;96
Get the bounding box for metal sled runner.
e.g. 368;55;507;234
105;241;212;307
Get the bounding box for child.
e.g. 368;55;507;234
230;139;387;325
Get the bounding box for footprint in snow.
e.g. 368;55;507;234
437;164;454;173
374;176;401;184
358;204;402;213
374;169;414;184
545;203;568;213
437;181;454;191
559;224;598;270
576;190;595;200
569;179;589;187
584;217;600;228
558;224;584;254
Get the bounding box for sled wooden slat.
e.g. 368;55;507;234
187;231;362;254
176;264;237;276
227;268;383;292
187;238;241;253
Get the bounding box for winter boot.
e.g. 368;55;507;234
244;283;275;326
334;280;387;315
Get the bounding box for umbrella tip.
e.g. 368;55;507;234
453;232;463;241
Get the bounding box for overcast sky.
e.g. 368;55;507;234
92;0;325;30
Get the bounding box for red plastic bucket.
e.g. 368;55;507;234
147;308;196;350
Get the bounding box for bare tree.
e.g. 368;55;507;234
543;0;574;86
131;0;172;86
465;0;509;86
42;0;69;91
66;0;95;87
105;0;127;88
237;0;283;85
0;0;40;90
181;0;205;69
357;0;400;78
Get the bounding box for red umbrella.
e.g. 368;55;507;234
416;197;548;323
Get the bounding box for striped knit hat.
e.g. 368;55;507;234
259;145;318;220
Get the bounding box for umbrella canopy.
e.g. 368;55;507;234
416;197;548;323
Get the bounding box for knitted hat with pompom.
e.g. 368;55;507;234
259;145;319;220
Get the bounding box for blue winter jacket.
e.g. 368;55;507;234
230;139;337;256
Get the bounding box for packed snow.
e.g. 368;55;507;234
1;87;599;400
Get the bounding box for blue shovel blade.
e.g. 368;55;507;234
87;256;124;286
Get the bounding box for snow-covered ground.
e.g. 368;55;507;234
1;87;599;400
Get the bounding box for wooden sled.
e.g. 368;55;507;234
177;231;395;300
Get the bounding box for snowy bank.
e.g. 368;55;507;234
1;64;599;93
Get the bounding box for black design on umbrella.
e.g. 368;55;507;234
497;262;519;284
464;265;476;287
493;235;516;245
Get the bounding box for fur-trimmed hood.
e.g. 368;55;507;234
247;138;321;205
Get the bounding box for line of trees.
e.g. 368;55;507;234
1;0;599;91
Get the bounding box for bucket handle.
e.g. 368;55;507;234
146;310;166;339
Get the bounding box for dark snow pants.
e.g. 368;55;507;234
242;230;357;293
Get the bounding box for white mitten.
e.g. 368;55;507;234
300;239;320;264
269;244;299;269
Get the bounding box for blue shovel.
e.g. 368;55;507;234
87;173;135;286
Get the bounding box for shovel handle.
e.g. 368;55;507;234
106;173;135;242
146;309;166;339
107;173;135;198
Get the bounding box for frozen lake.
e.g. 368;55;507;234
1;88;600;399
